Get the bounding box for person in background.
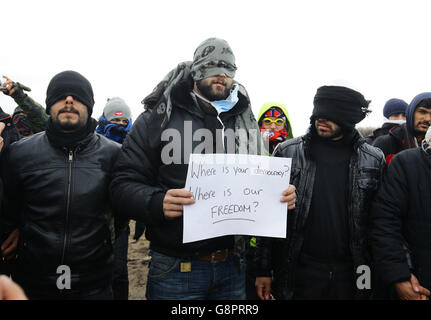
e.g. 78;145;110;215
1;75;48;136
365;98;407;145
96;97;133;300
257;102;294;154
373;93;431;165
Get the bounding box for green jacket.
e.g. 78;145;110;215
11;82;49;134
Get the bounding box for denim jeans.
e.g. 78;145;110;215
146;250;246;300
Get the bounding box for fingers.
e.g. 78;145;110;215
280;184;296;210
1;75;15;95
411;274;431;297
0;276;27;300
255;277;272;300
255;283;265;300
1;229;19;258
163;189;195;219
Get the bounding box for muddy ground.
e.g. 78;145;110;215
127;221;150;300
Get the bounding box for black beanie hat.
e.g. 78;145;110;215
311;85;369;129
45;70;94;116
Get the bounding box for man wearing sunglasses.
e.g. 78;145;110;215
110;38;296;300
258;102;294;154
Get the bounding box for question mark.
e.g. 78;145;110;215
253;201;259;212
283;165;290;178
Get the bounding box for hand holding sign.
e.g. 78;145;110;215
163;189;195;219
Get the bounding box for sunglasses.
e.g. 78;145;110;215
262;118;286;126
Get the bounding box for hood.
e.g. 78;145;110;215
406;92;431;136
258;102;294;139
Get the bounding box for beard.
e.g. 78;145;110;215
53;108;87;132
314;119;343;140
196;77;232;101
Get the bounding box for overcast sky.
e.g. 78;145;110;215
2;0;431;136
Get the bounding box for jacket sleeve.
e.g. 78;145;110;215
110;112;166;227
0;145;21;240
372;135;395;164
11;85;48;133
370;154;411;285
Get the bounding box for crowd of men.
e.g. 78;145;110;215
0;37;430;301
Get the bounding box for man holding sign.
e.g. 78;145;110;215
254;85;385;300
110;38;296;300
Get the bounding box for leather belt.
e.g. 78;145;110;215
198;249;232;263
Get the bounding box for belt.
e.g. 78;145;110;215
197;249;232;263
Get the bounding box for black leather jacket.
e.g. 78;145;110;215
0;131;121;292
254;128;385;300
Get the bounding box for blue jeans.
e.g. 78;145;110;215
146;250;246;300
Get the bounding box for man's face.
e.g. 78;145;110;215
314;118;343;140
110;117;129;127
388;113;406;121
195;74;233;101
413;106;431;138
50;96;88;132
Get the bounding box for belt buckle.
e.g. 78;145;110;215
210;252;217;263
211;249;228;263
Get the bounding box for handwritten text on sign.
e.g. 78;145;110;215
183;154;292;243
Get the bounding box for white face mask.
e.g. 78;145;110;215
193;84;239;114
421;126;431;154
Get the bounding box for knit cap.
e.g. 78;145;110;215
45;70;94;116
103;97;131;121
191;38;237;81
383;98;407;118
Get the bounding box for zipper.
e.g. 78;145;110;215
60;149;74;266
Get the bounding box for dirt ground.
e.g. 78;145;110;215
127;220;150;300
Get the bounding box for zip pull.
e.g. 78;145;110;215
68;150;73;161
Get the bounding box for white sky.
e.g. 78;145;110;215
1;0;431;136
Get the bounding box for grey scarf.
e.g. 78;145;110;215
142;61;265;156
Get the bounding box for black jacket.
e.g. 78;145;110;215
0;131;121;292
365;122;400;145
254;128;385;300
371;148;431;289
110;78;255;258
372;123;416;165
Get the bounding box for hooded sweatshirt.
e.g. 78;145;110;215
373;92;431;165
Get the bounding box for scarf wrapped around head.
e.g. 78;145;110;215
141;62;264;155
311;85;370;129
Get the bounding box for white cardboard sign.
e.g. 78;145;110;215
183;154;292;243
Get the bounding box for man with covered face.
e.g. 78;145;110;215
371;126;431;300
0;71;121;299
110;38;296;300
254;85;385;300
